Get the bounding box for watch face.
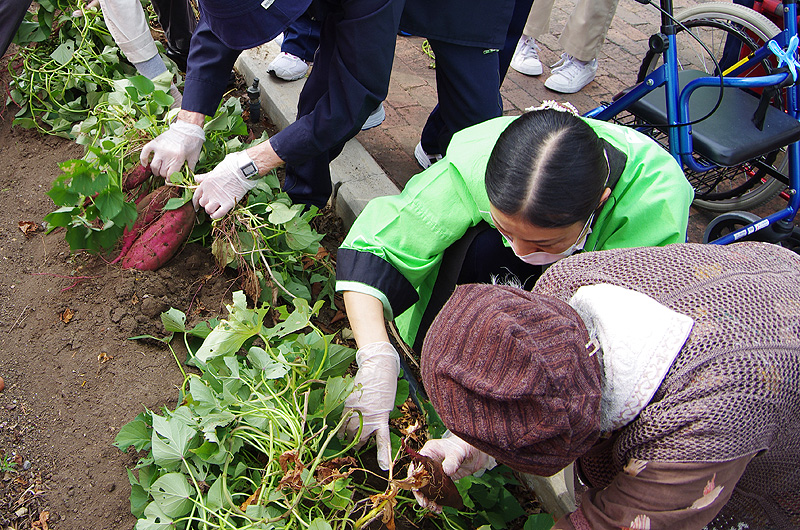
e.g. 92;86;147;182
241;161;259;179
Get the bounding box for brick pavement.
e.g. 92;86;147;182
354;0;731;242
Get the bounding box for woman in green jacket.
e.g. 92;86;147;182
336;105;694;470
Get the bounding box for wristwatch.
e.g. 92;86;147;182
240;159;260;180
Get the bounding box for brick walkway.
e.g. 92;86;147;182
355;0;735;243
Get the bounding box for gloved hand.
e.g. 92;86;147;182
419;431;497;480
140;120;205;178
413;432;497;512
72;0;99;17
340;341;400;471
192;151;260;220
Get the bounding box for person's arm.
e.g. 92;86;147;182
343;291;390;347
554;455;754;530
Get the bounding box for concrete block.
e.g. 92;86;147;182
518;464;577;521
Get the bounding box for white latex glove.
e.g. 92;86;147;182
72;0;99;16
140;120;205;178
192;151;260;220
340;341;400;471
413;432;497;512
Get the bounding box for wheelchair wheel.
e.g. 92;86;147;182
702;211;762;243
640;2;786;213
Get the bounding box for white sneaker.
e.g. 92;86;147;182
510;36;543;76
414;142;443;169
267;52;309;81
544;54;597;94
361;102;386;130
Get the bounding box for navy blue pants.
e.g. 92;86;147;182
281;11;321;63
1;0;32;57
420;0;534;156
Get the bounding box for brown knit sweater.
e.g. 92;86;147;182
534;242;800;529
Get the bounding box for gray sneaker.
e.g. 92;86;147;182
544;54;597;94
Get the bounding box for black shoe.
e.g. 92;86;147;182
164;46;189;72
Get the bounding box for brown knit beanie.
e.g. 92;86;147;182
421;283;603;477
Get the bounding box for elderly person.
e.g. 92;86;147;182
416;242;800;529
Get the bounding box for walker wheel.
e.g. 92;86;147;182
702;211;762;244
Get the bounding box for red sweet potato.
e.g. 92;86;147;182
111;185;181;264
123;164;152;191
121;200;196;270
405;442;464;510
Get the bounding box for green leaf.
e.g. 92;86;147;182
149;472;194;518
247;346;289;380
309;519;333;530
50;40;76;65
523;513;555;530
129;75;155;95
264;298;315;339
134;116;154;130
284;217;322;251
94;189;124;219
195;292;268;362
151;409;196;469
152;90;173;108
135;501;173;530
44;206;79;227
114;415;151;451
323;376;354;418
160;308;187;333
205;477;225;511
268;202;300;225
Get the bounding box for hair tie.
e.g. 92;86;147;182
525;100;580;117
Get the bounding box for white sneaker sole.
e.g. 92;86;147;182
414;142;442;169
361;103;386;130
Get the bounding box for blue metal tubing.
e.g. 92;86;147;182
678;72;792;173
586;0;800;245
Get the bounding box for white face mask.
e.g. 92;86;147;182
504;213;595;266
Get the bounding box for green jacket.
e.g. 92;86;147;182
336;116;694;344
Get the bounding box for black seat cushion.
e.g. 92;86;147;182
628;69;800;166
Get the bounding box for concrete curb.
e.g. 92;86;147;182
234;41;400;229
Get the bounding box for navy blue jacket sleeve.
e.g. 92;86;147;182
182;18;242;117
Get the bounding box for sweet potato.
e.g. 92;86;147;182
123;164;152;191
121;200;196;270
111;185;181;264
404;442;464;510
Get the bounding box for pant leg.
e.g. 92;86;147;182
499;0;535;76
420;0;532;156
99;0;159;63
150;0;197;55
559;0;619;61
0;0;32;57
282;0;403;207
420;40;502;156
523;0;558;39
281;11;322;63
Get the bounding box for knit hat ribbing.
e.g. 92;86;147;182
421;283;603;476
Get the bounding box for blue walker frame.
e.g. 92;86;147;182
584;0;800;245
